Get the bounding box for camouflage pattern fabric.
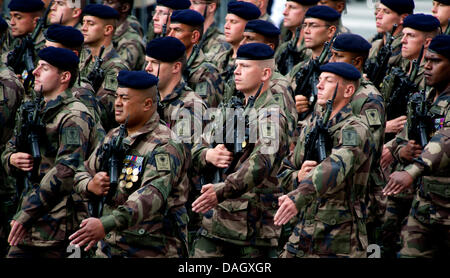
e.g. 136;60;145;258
74;112;190;258
275;37;311;77
368;31;404;71
201;22;231;61
113;16;146;71
278;104;375;258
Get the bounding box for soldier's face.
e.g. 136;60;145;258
33;60;64;94
168;23;196;48
375;4;402;34
303;18;331;49
114;87;147;126
401;28;427;60
82;16;106;45
316;72;343;107
234;59;265;93
224;14;247;45
330;50;354;64
49;0;78;25
432;1;450;27
9;11;37;37
283;2;306;29
144;56;161;76
424;51;450;88
152;6;171;34
102;0;121;11
240;32;267;46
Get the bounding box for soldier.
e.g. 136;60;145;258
146;0;191;43
382;34;450;258
379;14;440;258
102;0;144;36
367;0;415;82
213;1;260;91
79;3;129;132
190;43;289;258
49;0;86;29
317;0;351;33
102;0;146;71
329;33;387;246
2;47;100;258
167;9;224;108
274;0;318;76
431;0;450;34
239;0;274;24
0;20;25;256
69;70;190;258
275;62;375;258
189;0;230;62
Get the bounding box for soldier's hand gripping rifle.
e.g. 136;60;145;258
7;0;54;91
277;27;301;76
87;45;106;93
14;88;44;198
384;45;424;120
89;116;129;217
407;86;430;148
293;32;336;120
364;24;398;89
302;83;337;163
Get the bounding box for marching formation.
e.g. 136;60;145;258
0;0;448;258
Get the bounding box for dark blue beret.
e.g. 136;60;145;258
38;46;79;71
237;43;274;60
245;20;280;37
118;70;158;90
171;9;204;26
380;0;415;15
435;0;450;5
305;5;341;22
320;62;361;81
403;14;440;32
83;4;119;20
44;24;84;48
428;35;450;60
0;16;8;33
287;0;320;5
146;37;186;62
332;33;372;55
157;0;191;10
8;0;44;12
228;1;261;21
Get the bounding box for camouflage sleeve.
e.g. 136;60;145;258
100;142;186;233
390;127;408;163
14;113;94;227
116;40;145;71
172;98;207;150
191;65;224;108
404;126;450;180
277;152;301;194
359;93;385;150
288;122;373;211
214;111;288;202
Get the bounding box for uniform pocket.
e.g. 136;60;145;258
313;209;353;255
212;198;249;241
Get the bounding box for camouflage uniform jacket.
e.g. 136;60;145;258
113;17;146;71
184;49;224;108
75;112;190;258
213;48;236;87
127;15;144;38
202;22;230;60
278;104;375;257
368;31;403;71
0;64;24;195
275;37;312;77
159;82;207;150
400;86;450;227
1;89;99;247
79;44;129;131
350;78;387;223
193;89;289;247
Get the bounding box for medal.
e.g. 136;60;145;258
125;182;133;189
119;180;126;189
126;167;133;175
131;175;139;182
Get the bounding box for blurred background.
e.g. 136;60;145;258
0;0;433;40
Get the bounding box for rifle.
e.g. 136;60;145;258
87;45;106;92
161;11;170;38
384;45;424;121
89;116;129;217
302;83;338;163
277;26;301;76
293;32;336;120
364;24;398;89
7;0;54;91
14;88;44;198
407;86;430;148
210;83;264;183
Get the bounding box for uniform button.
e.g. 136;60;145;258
138;229;145;235
297;250;305;257
330;219;337;225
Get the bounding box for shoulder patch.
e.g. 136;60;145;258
195;82;209;97
104;74;118;91
155;153;171;171
63;127;81;145
365;108;382;126
342;129;357;146
261;122;276;140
